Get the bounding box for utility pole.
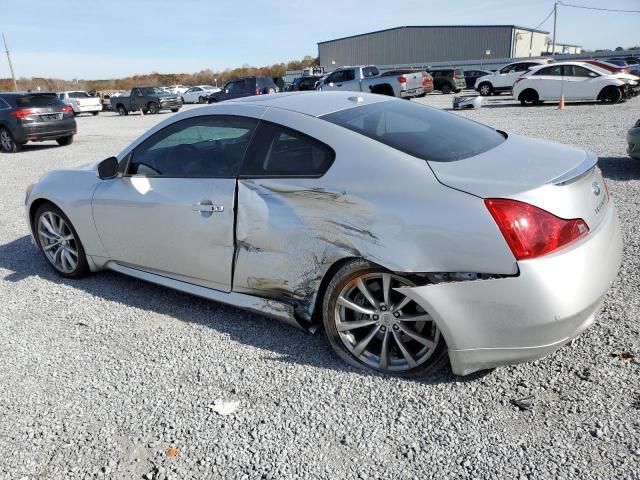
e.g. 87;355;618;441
2;32;18;91
551;1;558;56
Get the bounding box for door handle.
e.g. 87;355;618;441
192;202;224;212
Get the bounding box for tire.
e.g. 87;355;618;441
148;102;159;114
441;84;452;95
117;105;128;116
268;88;276;94
0;127;21;153
33;202;90;279
322;259;448;377
181;97;186;104
478;82;493;96
198;96;205;104
56;135;73;146
171;108;180;113
92;111;99;116
519;89;539;106
599;86;623;104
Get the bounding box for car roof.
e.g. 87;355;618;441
212;91;392;117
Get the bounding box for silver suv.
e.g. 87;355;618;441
475;59;552;96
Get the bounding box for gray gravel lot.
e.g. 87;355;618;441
1;95;639;480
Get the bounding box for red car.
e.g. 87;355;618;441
381;69;434;95
582;60;630;73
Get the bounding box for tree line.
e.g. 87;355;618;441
0;55;319;93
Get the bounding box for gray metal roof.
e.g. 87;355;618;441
222;91;392;117
318;25;550;45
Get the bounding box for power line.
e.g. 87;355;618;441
558;1;640;13
533;6;556;30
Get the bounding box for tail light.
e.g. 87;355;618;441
255;88;260;95
397;76;406;84
11;108;36;119
451;71;456;80
514;76;526;84
61;105;73;113
485;198;589;260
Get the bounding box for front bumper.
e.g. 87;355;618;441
13;118;77;143
159;100;182;110
400;202;623;375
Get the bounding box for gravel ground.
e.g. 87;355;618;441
1;95;639;480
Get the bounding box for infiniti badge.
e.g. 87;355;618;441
592;182;601;196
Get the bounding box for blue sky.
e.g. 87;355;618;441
1;0;638;80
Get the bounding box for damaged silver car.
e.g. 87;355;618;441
25;91;622;376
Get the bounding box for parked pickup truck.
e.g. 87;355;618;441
58;91;102;116
317;65;424;99
110;86;182;116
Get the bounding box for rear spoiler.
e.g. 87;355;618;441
550;151;598;186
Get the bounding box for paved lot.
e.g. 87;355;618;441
1;95;639;479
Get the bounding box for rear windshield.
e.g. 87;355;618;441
321;101;506;162
362;66;380;78
455;69;465;77
69;91;90;98
15;94;61;107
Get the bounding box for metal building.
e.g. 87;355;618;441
318;25;550;68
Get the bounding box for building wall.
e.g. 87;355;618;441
512;28;549;57
547;44;582;54
318;26;515;68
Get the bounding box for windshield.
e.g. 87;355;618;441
145;87;170;95
322;101;506;162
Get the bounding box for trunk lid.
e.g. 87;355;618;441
428;134;609;230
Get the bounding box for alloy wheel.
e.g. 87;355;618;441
1;129;14;151
37;211;79;274
334;273;440;372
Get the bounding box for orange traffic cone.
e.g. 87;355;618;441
140;108;144;116
558;95;565;110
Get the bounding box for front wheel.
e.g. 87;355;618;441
148;102;159;114
478;82;493;96
34;203;90;278
599;86;622;104
322;260;448;377
56;135;73;146
0;127;21;153
92;111;99;116
441;84;452;94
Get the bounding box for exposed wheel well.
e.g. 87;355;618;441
518;88;539;100
29;198;58;232
370;84;395;97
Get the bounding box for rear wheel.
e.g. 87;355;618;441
478;82;493;96
599;86;622;104
519;89;539;106
323;260;448;377
34;203;90;278
92;111;99;116
117;105;128;116
441;84;452;94
56;135;73;146
198;96;206;103
0;127;21;153
171;108;180;113
148;102;159;114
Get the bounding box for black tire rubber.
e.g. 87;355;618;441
478;82;493;96
33;202;90;279
599;86;623;104
171;108;180;113
441;84;452;94
117;105;128;116
198;96;205;103
92;111;99;116
0;127;21;153
519;89;539;106
56;135;74;146
181;97;186;104
322;259;449;377
148;102;159;114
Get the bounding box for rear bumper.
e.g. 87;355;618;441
74;104;101;113
13;119;77;143
400;202;623;375
400;87;424;98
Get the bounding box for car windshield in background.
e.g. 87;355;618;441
69;91;90;98
15;94;60;107
144;87;168;95
322;100;506;162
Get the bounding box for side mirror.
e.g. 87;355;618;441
97;156;119;180
588;72;598;78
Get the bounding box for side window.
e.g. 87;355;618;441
344;70;356;81
499;65;514;74
534;65;562;76
127;115;258;178
132;88;142;97
58;93;65;100
512;64;529;73
328;71;345;83
362;67;379;78
565;65;594;78
241;122;335;177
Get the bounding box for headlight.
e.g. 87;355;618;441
25;183;35;205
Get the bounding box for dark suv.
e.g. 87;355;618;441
0;92;76;153
427;68;466;94
208;76;279;103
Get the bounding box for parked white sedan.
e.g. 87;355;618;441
180;85;221;104
512;62;637;105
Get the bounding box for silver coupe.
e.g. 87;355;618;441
25;92;622;376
